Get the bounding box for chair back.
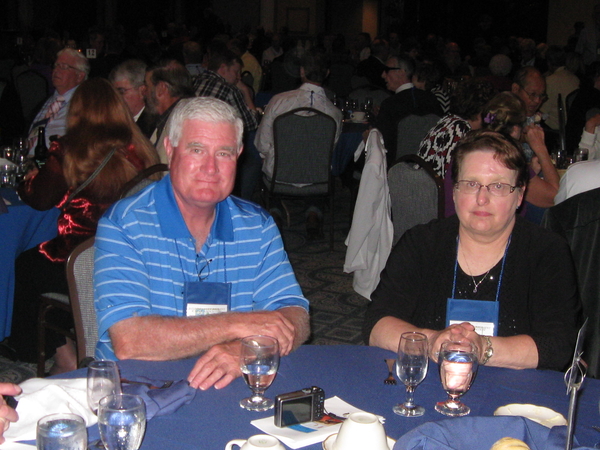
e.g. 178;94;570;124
268;107;337;195
388;154;444;245
119;163;169;199
16;70;49;124
66;237;97;363
396;113;440;161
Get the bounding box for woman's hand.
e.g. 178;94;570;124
426;323;479;361
523;125;547;157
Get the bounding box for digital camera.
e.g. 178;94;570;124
274;386;325;427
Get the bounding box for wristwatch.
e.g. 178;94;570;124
481;335;493;365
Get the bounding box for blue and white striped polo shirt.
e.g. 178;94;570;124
94;175;308;360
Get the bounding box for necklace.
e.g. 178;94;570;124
461;249;492;294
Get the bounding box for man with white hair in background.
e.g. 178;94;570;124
28;48;89;149
93;97;309;390
109;59;157;138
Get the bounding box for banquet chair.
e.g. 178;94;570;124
395;113;440;162
388;154;444;246
119;163;169;199
261;107;337;250
37;237;97;377
542;187;600;378
15;70;49;125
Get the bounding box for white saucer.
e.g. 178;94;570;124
493;403;567;428
322;433;395;450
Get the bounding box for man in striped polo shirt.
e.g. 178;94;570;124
94;97;310;390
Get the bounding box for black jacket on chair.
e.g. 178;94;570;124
543;187;600;378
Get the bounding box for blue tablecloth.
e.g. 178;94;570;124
60;345;600;450
0;188;59;339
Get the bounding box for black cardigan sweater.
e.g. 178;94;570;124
363;215;582;371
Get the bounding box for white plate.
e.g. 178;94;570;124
493;403;567;428
322;433;395;450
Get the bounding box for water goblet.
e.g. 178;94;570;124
435;340;479;417
87;360;122;415
37;413;87;450
98;394;146;450
393;331;428;417
239;335;280;411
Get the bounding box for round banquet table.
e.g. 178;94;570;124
0;188;59;340
62;345;600;450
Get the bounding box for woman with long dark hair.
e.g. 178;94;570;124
10;78;159;374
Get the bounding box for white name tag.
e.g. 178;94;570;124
449;320;495;336
186;303;228;316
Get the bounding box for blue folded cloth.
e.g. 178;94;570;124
120;376;197;421
393;416;594;450
0;197;7;215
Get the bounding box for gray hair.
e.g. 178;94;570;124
489;54;512;77
109;59;147;87
166;97;244;151
57;47;90;78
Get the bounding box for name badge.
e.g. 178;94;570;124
183;281;231;317
446;297;499;337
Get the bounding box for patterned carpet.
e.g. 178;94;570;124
0;180;369;383
277;185;370;346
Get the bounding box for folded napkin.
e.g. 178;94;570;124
4;378;96;444
393;416;594;450
0;197;7;215
121;376;197;421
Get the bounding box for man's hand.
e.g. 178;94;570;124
0;383;21;444
187;340;242;390
229;310;297;356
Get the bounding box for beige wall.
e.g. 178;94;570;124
548;0;594;46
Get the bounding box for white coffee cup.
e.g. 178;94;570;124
350;111;366;122
333;412;389;450
225;434;285;450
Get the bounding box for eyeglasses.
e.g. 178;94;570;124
116;87;135;95
521;88;548;103
455;180;519;197
383;66;403;73
53;62;81;72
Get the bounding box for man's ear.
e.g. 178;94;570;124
165;137;174;165
511;82;520;94
155;81;168;98
300;66;306;79
216;63;227;78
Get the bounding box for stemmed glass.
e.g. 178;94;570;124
435;340;479;417
239;335;280;411
98;394;146;450
393;332;429;417
87;360;122;415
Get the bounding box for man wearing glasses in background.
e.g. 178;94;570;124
109;59;157;138
28;48;89;149
374;54;442;166
511;66;548;123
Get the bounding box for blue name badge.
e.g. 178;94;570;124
184;281;231;316
446;297;499;336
